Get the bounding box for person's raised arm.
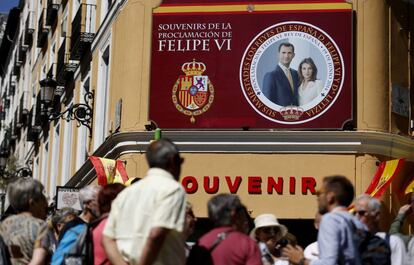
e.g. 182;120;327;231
389;204;412;246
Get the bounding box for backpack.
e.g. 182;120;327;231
186;231;231;265
63;224;94;265
354;230;391;265
339;214;391;265
52;222;87;265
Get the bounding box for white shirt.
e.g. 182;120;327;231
376;232;407;265
103;168;187;265
278;63;291;78
406;238;414;265
304;241;319;260
258;241;289;265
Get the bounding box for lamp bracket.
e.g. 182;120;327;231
48;90;94;136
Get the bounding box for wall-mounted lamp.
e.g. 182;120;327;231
39;77;94;135
39;77;57;104
145;121;158;131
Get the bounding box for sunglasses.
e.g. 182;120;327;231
260;227;281;235
353;210;367;216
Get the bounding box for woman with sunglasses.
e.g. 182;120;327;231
250;214;290;265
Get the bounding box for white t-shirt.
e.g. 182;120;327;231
304;241;319;260
406;237;414;265
376;232;407;265
103;168;187;265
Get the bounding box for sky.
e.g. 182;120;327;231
0;0;19;13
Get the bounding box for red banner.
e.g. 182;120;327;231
149;1;353;129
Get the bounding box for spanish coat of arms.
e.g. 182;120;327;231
172;59;214;123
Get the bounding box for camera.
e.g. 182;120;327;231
274;238;289;257
276;238;289;248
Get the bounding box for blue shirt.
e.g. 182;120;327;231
311;210;366;265
51;223;86;265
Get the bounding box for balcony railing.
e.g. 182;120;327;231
70;4;96;60
37;9;50;48
24;11;35;47
56;37;78;85
46;0;60;26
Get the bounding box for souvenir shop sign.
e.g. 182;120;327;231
56;186;82;211
149;1;353;129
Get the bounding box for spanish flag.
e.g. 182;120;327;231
403;177;414;194
365;159;405;198
89;156;129;186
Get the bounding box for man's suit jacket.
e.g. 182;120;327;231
262;65;299;106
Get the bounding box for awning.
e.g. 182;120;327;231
66;130;414;187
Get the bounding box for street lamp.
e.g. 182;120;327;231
39;77;94;135
39;77;58;104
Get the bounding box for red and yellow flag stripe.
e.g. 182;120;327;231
154;1;352;15
90;156;129;186
403;177;414;194
365;159;405;198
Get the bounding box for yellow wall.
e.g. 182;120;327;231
102;0;155;134
355;0;390;131
180;154;356;218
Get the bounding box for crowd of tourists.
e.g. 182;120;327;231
0;138;413;265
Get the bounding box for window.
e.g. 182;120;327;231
76;77;89;170
49;40;56;75
94;43;110;150
37;0;42;20
61;6;68;39
61;105;73;185
49;124;60;197
41;141;49;187
72;0;81;22
33;157;39;180
100;0;113;24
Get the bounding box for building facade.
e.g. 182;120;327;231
0;0;413;236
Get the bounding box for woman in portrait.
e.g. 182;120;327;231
298;58;323;106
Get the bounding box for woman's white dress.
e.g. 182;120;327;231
298;80;323;106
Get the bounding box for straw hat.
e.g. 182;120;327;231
250;213;288;238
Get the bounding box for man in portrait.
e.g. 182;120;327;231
262;42;300;106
